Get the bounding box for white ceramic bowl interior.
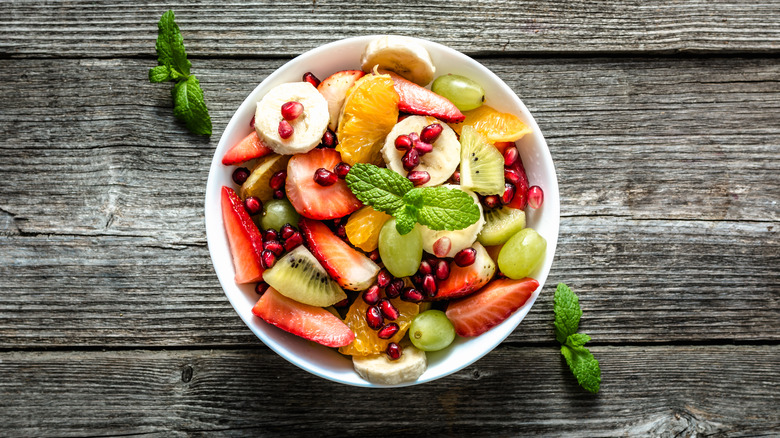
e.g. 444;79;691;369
205;35;559;387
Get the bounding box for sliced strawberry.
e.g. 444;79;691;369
433;242;495;301
317;70;366;131
285;148;362;220
252;287;355;347
222;131;274;166
383;70;465;123
299;217;379;291
506;156;529;210
221;186;265;283
446;277;539;337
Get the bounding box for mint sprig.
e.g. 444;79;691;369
150;10;212;136
554;283;601;393
345;163;481;235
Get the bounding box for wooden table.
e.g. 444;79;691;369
1;2;778;436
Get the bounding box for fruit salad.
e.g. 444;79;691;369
220;36;547;385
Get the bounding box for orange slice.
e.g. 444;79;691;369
450;105;532;143
336;74;400;166
339;293;419;357
344;206;391;252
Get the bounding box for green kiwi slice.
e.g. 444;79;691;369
262;246;347;307
477;206;526;246
459;125;505;195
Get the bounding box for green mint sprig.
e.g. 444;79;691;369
554;283;601;393
345;163;481;235
149;10;212;135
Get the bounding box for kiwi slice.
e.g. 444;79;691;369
477;206;526;246
240;154;290;201
459;125;505;195
262;246;347;307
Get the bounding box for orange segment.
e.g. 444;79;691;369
336;74;400;166
450;105;532;143
339;293;419;357
344;206;391;252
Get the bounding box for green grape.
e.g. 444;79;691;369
431;74;485;112
497;228;547;279
260;199;300;231
409;310;456;351
378;218;422;278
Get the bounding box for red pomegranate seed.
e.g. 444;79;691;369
313;168;338;186
264;228;279;242
454;247;477;267
244;196;262;215
501;183;516;205
368;249;380;262
263;239;283;256
435;260;450;281
255;281;269;296
377;269;392;288
333;298;349;308
421;275;438;297
420;123;443;143
269;170;287;190
283;232;303;251
334;162;351;179
418;260;432;276
450;170;460;184
321;130;337;148
407;170;430;186
386;342;402;360
362;285;381;305
528;185;544;208
378;298;400;321
260;250;277;269
402;148;420;171
280;224;295;240
273;189;285;199
386;279;404;298
413;141;433;155
503;146;519;168
249;115;255;129
377;323;400;339
281;101;304;121
411;273;423;287
232;167;250;185
395;134;413;151
302;72;320;88
336;224;347;239
483;195;501;209
366;305;383;330
505;168;521;185
433;237;452;258
278;120;294;139
401;287;425;302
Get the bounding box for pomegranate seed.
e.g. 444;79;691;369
503;146;519;168
377;323;400;339
395;134;413;151
501;183;516;205
411;273;423;287
414;141;433;155
263;239;283;256
269;170;287;190
505;168;521;185
264;229;279;242
450;170;460;184
335;223;347;239
362;285;381;305
378;298;400;321
420;123;443;143
278;120;294;139
334;162;351;179
283;232;303;251
483;195;501;209
273;189;285;199
433;237;452;258
280;224;295;240
244;196;262;215
402;148;420;171
386;279;404;298
408;132;421;143
401;287;424;302
333;298;349;308
386;342;402;360
528;185;544;209
255;282;269;296
435;260;450;281
454;247;477;267
366;305;383;330
368;249;380;262
321;130;337;148
421;275;438;297
407;170;430;186
377;269;392;288
249;115;255;129
313;168;338;186
232;167;250;185
418;260;432;276
281;101;304;121
260;250;277;269
302;72;321;88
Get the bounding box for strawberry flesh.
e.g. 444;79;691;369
433;243;495;301
446;277;539;337
285;148;362;220
383;70;465;123
222;131;274;166
221;186;265;283
252;287;355;347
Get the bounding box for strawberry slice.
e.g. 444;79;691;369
317;70;366;131
433;243;495;301
383;70;465;123
222;131;274;165
285;148;362;220
252;287;355;347
446;277;539;337
299;217;380;291
221;186;265;283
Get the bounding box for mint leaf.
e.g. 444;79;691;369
554;283;582;344
565;333;591;348
172;75;212;135
346;164;413;214
395;207;417;235
561;344;601;394
412;186;481;231
155;10;191;78
149;65;172;83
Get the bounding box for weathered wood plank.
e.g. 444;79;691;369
1;0;779;58
0;346;777;436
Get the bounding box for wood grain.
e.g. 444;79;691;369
1;0;779;58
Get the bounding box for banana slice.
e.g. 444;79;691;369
255;82;329;155
352;343;427;385
361;36;435;86
381;115;460;187
419;185;485;258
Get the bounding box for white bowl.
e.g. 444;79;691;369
205;35;559;387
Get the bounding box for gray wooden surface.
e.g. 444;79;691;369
1;1;778;436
